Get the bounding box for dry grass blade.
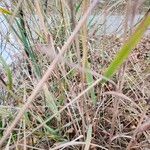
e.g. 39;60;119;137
138;120;150;132
103;91;142;112
51;142;108;150
34;0;48;38
51;139;108;150
81;0;89;81
16;77;103;144
126;112;146;150
51;135;83;150
1;0;149;149
84;124;93;150
0;0;99;147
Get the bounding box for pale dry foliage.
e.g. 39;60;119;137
0;0;150;149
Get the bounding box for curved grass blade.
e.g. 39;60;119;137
104;10;150;80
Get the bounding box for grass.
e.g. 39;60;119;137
0;0;150;149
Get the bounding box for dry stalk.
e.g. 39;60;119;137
0;0;99;147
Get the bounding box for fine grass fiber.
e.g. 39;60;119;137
0;0;150;149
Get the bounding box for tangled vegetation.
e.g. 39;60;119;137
0;0;150;149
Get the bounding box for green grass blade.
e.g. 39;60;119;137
5;16;41;78
0;55;13;91
75;0;83;13
86;62;96;104
43;85;61;121
0;7;12;15
30;112;57;134
15;18;41;78
104;11;150;80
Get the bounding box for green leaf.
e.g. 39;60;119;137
104;11;150;81
86;62;96;104
0;7;12;15
43;85;61;121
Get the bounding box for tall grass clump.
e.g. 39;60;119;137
0;0;150;149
